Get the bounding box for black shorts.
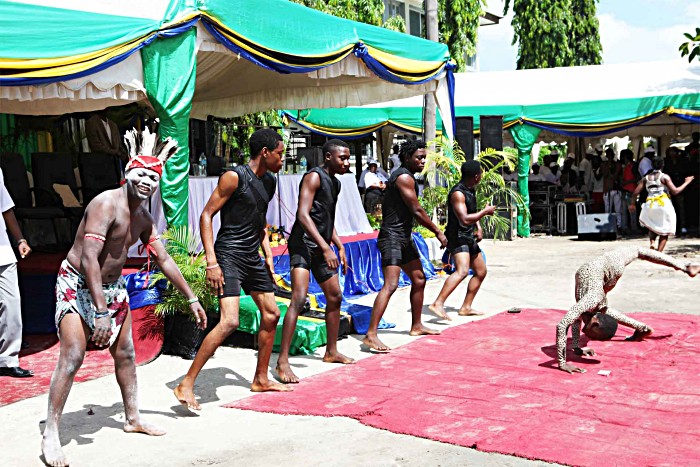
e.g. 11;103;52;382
289;243;338;284
216;250;274;298
377;236;420;267
448;239;481;257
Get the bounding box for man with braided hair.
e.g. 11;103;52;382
42;129;207;467
557;246;700;374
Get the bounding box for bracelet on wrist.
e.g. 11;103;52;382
205;263;219;270
17;238;27;247
95;310;110;318
187;297;199;304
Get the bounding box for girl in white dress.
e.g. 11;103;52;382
629;157;694;252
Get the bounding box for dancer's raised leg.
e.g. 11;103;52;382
429;252;471;320
174;297;240;410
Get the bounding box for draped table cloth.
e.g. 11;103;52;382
129;173;372;256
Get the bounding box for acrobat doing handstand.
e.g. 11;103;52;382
557;246;699;374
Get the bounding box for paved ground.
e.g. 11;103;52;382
3;235;699;466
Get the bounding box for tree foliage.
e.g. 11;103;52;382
680;28;700;62
504;0;602;70
290;0;384;25
292;0;483;72
438;0;484;71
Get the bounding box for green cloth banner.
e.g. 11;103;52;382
141;29;197;226
237;296;327;356
510;123;541;237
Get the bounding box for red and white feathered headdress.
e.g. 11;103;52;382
123;127;178;177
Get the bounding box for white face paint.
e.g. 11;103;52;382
125;168;160;200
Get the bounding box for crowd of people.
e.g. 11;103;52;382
503;136;700;247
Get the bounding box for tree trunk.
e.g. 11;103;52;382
423;0;439;145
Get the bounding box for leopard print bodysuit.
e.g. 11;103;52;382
556;246;690;367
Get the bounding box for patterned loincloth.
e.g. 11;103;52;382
55;259;129;348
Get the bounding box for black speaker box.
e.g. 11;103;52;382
480;115;504;151
577;213;617;241
455;117;474;160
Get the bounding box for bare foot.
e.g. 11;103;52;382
625;327;654;342
124;419;166;436
687;263;700;278
42;432;68;467
251;378;293;392
428;303;451;321
174;384;201;411
275;361;300;384
409;324;441;336
323;351;355;364
362;335;391;352
458;307;484;316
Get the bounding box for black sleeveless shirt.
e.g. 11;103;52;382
215;165;277;255
379;166;417;241
288;167;341;250
446;182;477;243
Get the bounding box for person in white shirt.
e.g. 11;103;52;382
578;147;594;194
388;144;401;174
539;154;553;178
543;161;561;184
363;160;387;213
528;164;545;182
0;169;33;378
638;146;655;178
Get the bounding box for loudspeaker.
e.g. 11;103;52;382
577;213;617;241
480;115;504;151
455;117;474;160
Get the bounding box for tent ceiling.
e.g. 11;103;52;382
190;28;441;120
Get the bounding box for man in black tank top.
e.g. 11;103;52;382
276;139;355;383
362;140;448;352
428;160;495;321
174;129;292;410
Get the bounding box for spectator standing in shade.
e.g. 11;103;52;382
602;148;624;232
664;146;690;235
388;144;401;174
362;160;387;213
620;149;639;233
0;169;33;378
638;146;655;178
85;110;128;164
590;156;605;213
578;147;594;194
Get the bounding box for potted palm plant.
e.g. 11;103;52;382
149;226;218;359
421;137;525;240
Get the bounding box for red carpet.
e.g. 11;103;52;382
1;305;163;407
227;309;700;466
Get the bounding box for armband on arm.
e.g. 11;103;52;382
85;233;106;243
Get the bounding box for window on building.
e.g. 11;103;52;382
383;0;406;22
409;8;423;37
